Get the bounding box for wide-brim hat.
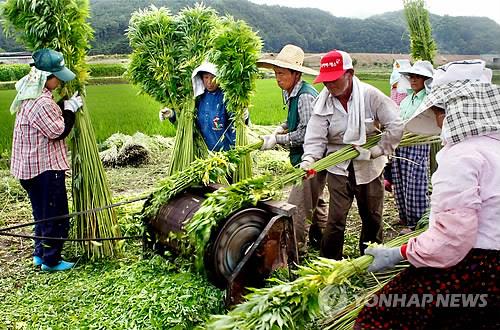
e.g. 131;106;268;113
399;60;434;79
257;44;318;76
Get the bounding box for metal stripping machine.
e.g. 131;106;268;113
143;184;299;305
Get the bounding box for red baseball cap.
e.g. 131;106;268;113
313;50;353;84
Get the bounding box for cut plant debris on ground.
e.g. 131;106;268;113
0;133;405;329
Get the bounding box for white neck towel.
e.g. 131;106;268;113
313;76;366;145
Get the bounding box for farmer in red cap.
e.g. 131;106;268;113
301;50;404;260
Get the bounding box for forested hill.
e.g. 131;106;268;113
1;0;499;55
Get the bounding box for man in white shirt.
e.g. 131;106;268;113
302;49;403;259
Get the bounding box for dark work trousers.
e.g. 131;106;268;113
20;170;70;266
383;161;392;183
288;170;328;253
321;164;384;260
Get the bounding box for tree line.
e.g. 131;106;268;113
1;0;499;55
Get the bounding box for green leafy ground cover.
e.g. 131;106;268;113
0;73;405;328
0;256;224;329
0;142;402;328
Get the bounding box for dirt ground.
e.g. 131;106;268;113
0;145;404;279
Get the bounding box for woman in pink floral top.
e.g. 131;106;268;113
355;60;500;329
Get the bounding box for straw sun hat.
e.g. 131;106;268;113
257;44;318;75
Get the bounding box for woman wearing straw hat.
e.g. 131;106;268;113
392;60;434;234
257;44;328;252
356;60;499;329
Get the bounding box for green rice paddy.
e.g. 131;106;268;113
0;78;390;154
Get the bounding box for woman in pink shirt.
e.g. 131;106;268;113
355;61;500;329
389;59;410;107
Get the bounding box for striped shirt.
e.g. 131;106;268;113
10;88;69;180
276;80;316;146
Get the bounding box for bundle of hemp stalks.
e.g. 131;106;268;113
403;0;442;174
2;0;120;258
128;5;216;175
403;0;437;64
205;228;425;329
185;133;439;270
208;16;262;181
127;4;261;181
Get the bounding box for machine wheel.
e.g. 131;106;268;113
205;208;270;288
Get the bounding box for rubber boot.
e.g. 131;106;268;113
41;260;75;272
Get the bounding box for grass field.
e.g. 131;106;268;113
0;78;389;154
0;75;402;329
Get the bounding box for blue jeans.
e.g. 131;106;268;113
20;170;70;266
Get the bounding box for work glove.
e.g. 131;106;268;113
64;92;83;113
159;107;174;121
384;179;393;193
243;108;250;121
353;145;384;161
300;156;317;179
365;246;404;272
273;125;286;135
299;155;315;171
261;134;277;150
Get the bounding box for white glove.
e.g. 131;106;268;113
299;156;315;171
260;135;277;150
354;145;384;161
159;107;174;121
366;246;404;272
273;125;286;135
64;92;83;113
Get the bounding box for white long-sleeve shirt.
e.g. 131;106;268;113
303;82;403;184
